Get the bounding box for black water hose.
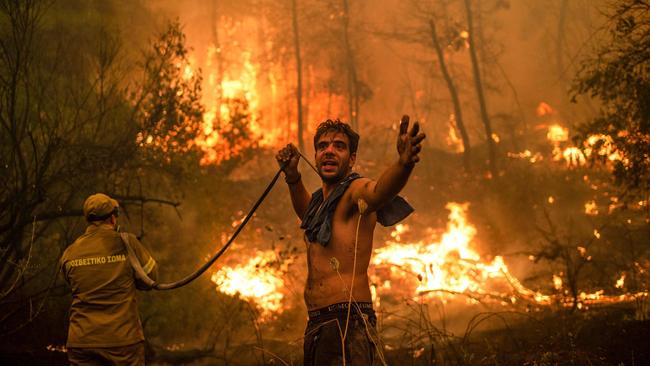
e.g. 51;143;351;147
132;166;285;291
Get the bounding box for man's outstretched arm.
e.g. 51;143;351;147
276;143;311;219
350;115;426;212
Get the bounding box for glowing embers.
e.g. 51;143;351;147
553;274;563;290
562;147;586;167
536;102;554;117
370;203;547;305
46;345;67;353
546;124;585;167
507;150;544;163
584;200;599;215
547;124;569;143
211;250;286;319
543;124;629;168
390;224;409;241
583;134;626;164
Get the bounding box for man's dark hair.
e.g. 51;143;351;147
313;119;360;154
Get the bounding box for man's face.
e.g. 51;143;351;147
315;131;355;184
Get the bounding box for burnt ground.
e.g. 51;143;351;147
2;306;649;365
383;306;650;366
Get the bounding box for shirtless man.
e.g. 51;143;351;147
276;117;425;365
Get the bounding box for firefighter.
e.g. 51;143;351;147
60;193;158;365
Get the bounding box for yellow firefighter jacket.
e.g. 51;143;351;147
60;224;157;348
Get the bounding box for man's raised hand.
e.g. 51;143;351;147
397;115;426;167
276;143;301;181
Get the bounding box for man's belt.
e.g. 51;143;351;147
308;302;374;319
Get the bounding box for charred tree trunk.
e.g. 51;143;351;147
303;63;312;135
464;0;497;178
341;0;359;130
291;0;305;151
210;0;224;120
429;19;471;173
557;0;569;81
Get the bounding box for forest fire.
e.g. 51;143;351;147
180;15;359;166
197;97;645;317
547;124;569;143
193;49;270;165
191;22;288;165
371;203;648;310
540;117;627;168
446;114;464;152
210;250;287;319
209;202;648;319
371;202;551;306
4;0;650;363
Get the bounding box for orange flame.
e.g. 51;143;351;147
547;124;569;143
583;134;628;165
370;203;648;309
211;250;288;319
562;147;586;167
190;19;290;165
209;202;648;318
536;102;554;117
446;114;464;153
584;200;599;215
543;124;627;168
371;203;551;305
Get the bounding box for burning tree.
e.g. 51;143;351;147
386;0;513;177
573;0;650;196
136;20;204;165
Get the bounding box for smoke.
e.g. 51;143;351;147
95;0;630;357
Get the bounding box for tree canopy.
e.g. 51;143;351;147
573;0;650;195
0;1;203;334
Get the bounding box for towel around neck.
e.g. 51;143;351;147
300;172;414;246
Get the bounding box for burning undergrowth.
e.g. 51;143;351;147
211;249;294;318
370;203;546;307
131;89;649;363
208;198;648;324
191;101;648;340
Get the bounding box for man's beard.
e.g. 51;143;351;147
319;162;351;184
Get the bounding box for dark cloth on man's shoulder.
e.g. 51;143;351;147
300;172;413;246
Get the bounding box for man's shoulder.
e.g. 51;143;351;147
60;244;72;264
345;176;374;197
62;228;121;254
337;177;374;211
60;236;87;272
349;176;373;187
60;236;85;266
